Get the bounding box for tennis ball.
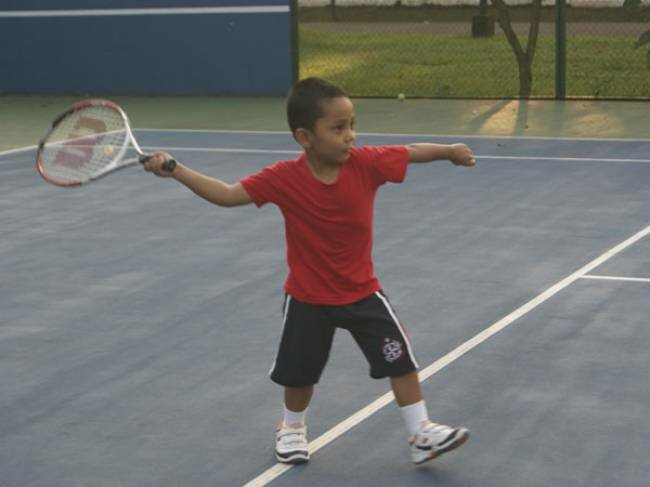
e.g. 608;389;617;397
397;93;406;101
103;144;114;156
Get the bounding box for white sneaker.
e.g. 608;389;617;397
410;422;469;465
275;422;309;464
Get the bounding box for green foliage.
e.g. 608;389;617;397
300;27;650;98
623;0;650;19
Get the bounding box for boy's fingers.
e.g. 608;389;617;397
142;152;173;175
455;145;476;166
143;159;158;172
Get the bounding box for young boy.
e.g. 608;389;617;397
143;77;476;465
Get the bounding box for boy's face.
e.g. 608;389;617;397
301;96;356;166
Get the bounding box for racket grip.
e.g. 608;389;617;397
161;159;177;172
139;154;176;173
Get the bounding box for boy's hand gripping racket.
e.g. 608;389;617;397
36;99;175;187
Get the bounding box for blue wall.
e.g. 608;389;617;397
0;1;293;95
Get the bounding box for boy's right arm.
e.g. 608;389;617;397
143;152;253;207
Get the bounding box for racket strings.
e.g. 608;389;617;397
39;105;130;184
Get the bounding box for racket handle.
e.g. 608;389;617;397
161;159;177;172
139;154;176;173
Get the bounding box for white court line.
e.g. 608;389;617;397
0;145;37;157
142;146;298;156
0;7;289;18
137;128;290;135
138;146;650;164
581;275;650;283
477;155;650;164
362;132;650;143
242;225;650;487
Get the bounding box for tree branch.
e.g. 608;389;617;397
526;0;543;63
491;0;525;63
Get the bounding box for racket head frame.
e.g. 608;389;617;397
36;99;142;187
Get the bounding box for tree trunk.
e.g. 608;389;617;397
330;0;338;21
491;0;542;98
518;59;533;97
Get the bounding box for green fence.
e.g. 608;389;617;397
296;1;650;99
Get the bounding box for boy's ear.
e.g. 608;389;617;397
293;128;312;150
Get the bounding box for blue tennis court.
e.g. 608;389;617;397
1;130;649;487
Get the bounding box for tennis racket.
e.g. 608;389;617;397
36;99;175;187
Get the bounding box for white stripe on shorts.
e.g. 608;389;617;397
374;292;419;368
268;295;292;376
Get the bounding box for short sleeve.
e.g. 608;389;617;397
356;145;409;186
240;163;285;207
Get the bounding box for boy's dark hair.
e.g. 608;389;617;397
286;77;347;133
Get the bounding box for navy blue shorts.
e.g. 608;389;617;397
269;291;419;387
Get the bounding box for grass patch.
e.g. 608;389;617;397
299;27;650;98
299;6;642;23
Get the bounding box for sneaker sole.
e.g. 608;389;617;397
413;428;470;465
275;451;310;464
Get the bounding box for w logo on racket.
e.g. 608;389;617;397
382;339;403;363
53;116;108;170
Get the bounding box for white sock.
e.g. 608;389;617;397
283;405;308;427
400;400;430;436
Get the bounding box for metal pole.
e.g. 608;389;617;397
290;0;299;84
555;0;567;99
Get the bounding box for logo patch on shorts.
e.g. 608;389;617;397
382;338;403;363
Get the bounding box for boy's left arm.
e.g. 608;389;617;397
406;143;476;167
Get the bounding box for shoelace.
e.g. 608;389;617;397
278;430;305;447
412;423;452;446
424;422;451;434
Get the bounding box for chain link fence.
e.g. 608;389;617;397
297;0;650;98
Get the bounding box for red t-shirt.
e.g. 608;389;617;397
240;145;409;305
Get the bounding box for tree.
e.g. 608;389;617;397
490;0;543;97
330;0;338;21
623;0;650;66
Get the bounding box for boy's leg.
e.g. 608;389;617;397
391;371;428;435
390;370;422;407
285;385;314;412
284;385;313;425
272;296;335;464
340;292;469;465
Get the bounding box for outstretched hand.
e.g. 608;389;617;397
449;144;476;167
142;151;177;177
